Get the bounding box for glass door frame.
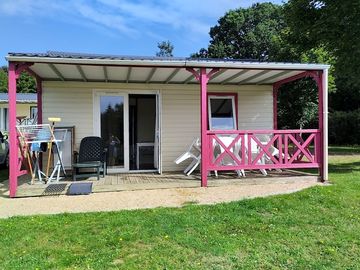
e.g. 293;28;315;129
93;89;161;174
93;91;129;173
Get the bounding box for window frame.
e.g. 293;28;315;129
207;93;238;130
30;106;38;119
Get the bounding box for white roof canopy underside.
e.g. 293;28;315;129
7;53;330;85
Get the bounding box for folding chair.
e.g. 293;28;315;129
174;138;201;176
48;128;68;182
255;134;282;173
244;135;267;176
213;135;244;177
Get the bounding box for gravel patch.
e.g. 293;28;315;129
0;179;320;218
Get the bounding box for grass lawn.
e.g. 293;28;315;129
329;145;360;155
0;154;359;269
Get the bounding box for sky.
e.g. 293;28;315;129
0;0;283;66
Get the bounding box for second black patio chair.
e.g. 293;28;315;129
72;136;107;181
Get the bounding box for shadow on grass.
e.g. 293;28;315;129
329;161;360;174
329;145;360;155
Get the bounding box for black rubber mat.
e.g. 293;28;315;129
42;183;68;196
67;182;93;195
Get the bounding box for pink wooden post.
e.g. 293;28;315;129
8;62;18;197
186;67;219;187
200;68;209;187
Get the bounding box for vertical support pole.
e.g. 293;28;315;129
36;78;43;170
36;78;43;124
273;85;278;130
8;62;18;197
200;68;209;187
186;67;218;187
317;71;324;181
322;69;328;181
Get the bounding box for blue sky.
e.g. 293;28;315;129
1;0;283;66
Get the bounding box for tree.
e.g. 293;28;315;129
0;67;7;93
156;41;174;57
0;66;36;93
193;2;326;129
284;0;360;110
194;3;285;60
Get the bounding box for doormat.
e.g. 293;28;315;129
42;183;68;196
67;182;93;195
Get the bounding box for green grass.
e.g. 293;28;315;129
0;154;359;269
329;145;360;155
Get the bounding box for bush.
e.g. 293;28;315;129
329;109;360;145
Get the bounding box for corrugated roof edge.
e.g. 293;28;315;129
5;51;330;70
0;93;37;102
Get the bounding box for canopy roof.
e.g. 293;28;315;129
6;51;330;85
0;93;37;103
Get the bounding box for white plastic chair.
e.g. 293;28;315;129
174;138;201;176
244;135;267;176
213;135;244;177
255;134;282;172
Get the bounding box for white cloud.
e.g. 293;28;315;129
73;2;136;35
0;0;64;16
0;0;281;40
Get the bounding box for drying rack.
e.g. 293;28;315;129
16;124;67;184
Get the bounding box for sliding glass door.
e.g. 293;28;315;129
94;91;160;173
95;93;129;172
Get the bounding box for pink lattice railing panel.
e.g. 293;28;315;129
206;129;321;171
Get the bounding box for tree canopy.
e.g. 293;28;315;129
156;40;174;57
0;66;36;93
285;0;360;82
194;3;285;61
193;1;358;130
284;0;360;111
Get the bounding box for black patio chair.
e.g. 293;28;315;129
72;136;107;181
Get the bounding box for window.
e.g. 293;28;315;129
0;108;8;131
208;94;237;130
30;106;38;119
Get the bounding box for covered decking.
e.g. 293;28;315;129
0;170;319;198
6;52;329;197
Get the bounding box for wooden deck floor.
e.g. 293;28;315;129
0;170;319;198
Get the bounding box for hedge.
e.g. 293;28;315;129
329;109;360;145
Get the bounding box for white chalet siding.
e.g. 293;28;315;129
42;82;272;172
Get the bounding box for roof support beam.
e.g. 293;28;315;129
126;67;132;83
183;73;195;84
165;68;180;84
221;70;248;85
103;66;108;82
273;71;319;89
76;65;87;82
24;67;42;81
238;70;271;85
48;64;65;81
256;70;291;84
14;62;33;78
208;69;227;82
146;67;157;83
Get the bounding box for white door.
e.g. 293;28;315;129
94;92;129;173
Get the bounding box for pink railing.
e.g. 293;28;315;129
207;129;321;171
